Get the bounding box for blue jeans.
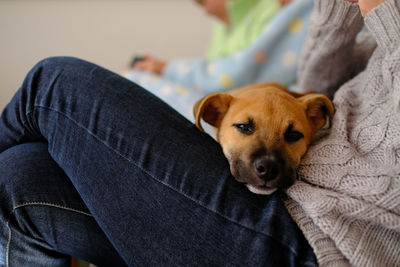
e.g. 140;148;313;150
0;57;317;266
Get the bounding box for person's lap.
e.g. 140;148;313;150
0;57;316;266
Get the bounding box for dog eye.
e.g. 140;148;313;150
233;123;254;135
285;129;304;143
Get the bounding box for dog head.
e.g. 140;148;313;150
193;83;334;194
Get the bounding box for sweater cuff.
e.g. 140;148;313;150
365;0;400;52
312;0;363;30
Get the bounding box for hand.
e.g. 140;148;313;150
345;0;386;17
279;0;293;6
132;54;167;75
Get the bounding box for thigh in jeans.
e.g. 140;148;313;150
0;142;126;266
0;57;316;266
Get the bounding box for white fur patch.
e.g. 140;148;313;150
246;184;277;195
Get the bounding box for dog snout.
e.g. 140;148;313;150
253;155;280;182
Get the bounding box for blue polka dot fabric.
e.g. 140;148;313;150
126;0;313;122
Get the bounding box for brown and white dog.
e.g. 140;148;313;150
193;82;334;195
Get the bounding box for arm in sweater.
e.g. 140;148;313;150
297;0;368;98
365;0;400;90
285;2;400;266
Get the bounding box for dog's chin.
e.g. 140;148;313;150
246;184;277;195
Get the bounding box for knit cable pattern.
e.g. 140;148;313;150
285;0;400;266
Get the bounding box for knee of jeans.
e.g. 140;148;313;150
34;56;91;75
25;56;98;105
0;143;51;211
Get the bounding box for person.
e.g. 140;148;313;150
131;0;286;74
126;0;313;120
285;0;400;265
0;0;399;267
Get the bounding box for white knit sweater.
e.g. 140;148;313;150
284;0;400;266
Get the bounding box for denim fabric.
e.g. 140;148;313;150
0;57;317;266
0;143;126;266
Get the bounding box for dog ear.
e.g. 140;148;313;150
298;94;335;133
193;93;233;132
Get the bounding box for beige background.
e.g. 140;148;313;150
0;0;214;110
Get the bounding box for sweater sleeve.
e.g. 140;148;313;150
365;0;400;54
366;0;400;105
162;56;258;95
297;0;366;98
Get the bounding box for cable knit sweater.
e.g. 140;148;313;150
283;0;400;266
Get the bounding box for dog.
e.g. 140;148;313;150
193;82;334;195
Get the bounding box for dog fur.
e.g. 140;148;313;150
193;82;334;195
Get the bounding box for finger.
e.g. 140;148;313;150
133;61;148;70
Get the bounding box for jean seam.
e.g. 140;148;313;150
5;202;92;267
5;221;10;267
31;105;300;255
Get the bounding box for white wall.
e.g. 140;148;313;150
0;0;214;110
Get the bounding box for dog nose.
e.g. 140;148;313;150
253;156;280;181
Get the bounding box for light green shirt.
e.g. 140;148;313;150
206;0;282;60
